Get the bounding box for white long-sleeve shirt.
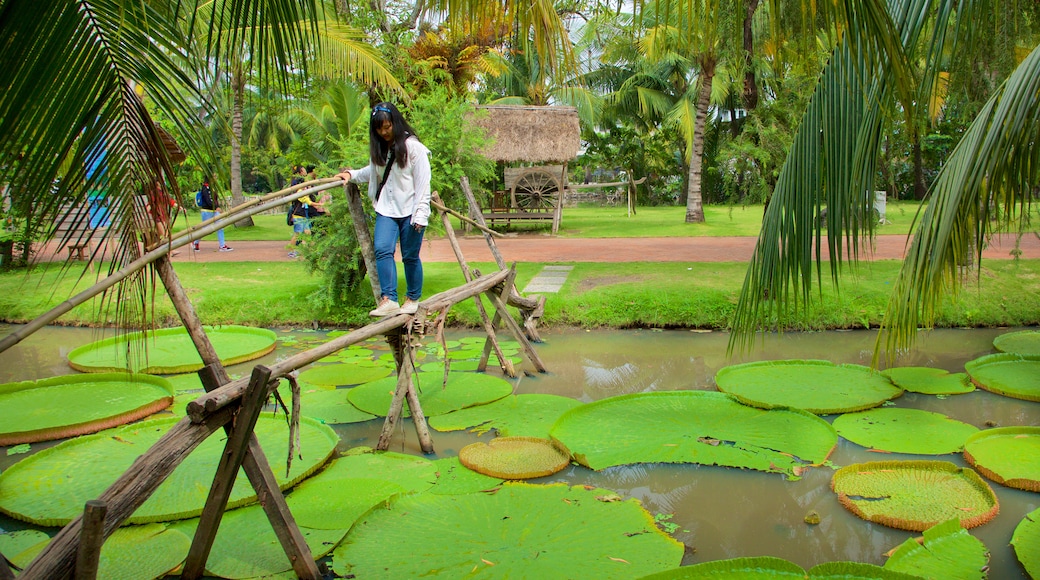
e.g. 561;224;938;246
349;136;432;226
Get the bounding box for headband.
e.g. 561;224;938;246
372;105;391;115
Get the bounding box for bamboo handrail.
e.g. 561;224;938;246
429;198;503;238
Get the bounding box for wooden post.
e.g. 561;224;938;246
155;257;224;373
627;172;638;216
481;266;547;373
73;500;106;580
433;192;514;377
0;555;14;580
376;332;434;453
182;365;289;579
343;182;381;301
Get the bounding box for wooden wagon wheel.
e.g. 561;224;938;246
511;168;562;211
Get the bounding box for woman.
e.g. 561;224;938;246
336;103;431;316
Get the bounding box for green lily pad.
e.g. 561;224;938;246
459;437;571;479
992;329;1040;356
549;391;837;477
714;359;902;414
287;476;404;530
636;557;919;579
298;388;377;425
429;456;503;495
335;447;438;493
170;505;347;579
963;427;1040;491
831;460;999;531
347;371;513;417
67;325;277;374
832;408;979;455
0;529;50;567
0;415;338;526
164;373;205;394
430;394;582;438
883;518;989;580
1012;507;1040;579
881;367;974;395
298;363;392;387
964;353;1040;402
332;483;683;578
0;373;174;445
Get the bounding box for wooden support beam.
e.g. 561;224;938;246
342;183;381;301
433;193;514;377
0;555;14;580
182;365;294;579
480;266;547;373
73;500;106;580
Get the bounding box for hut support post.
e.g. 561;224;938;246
192;364;320;579
460;176;545;342
432;193;514;377
73;500;106;580
478;266;547;373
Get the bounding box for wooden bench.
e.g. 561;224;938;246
53;201;110;260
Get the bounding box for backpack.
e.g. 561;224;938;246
286;203;295;226
195;190;204;208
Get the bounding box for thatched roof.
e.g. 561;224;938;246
471;105;581;163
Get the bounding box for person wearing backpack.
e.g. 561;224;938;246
335;102;430;317
286;165;324;258
193;178;232;252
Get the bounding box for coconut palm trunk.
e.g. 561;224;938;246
684;69;713;223
230;66;254;227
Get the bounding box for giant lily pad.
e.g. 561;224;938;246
298;388;377;425
714;359;902;414
67;325;277;374
459;436;571;479
333;447;438;493
831;460;999;531
332;483;683;578
1012;507;1040;579
832;408;979;455
549;391;837;477
346;371;513;417
298;363;392;386
429;456;504;495
0;373;173;445
962;427;1040;491
636;557;919;579
883;518;989;580
881;367;974;395
964;353;1040;402
430;393;582;438
0;415;338;526
0;529;50;568
992;329;1040;356
170;505;347;579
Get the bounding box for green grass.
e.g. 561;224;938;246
3;258;1039;332
171;212;292;242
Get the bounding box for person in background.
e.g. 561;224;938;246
194;178;232;252
335;102;431;317
286;165;324;258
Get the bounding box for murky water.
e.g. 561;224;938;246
1;324;1037;577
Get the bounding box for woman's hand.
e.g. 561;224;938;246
335;170;352;182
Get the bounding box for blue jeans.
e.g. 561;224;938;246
373;213;424;302
201;210;225;246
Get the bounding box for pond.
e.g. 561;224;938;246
0;324;1037;578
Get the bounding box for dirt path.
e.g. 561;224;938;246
37;232;1040;265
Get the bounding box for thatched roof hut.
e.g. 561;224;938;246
472;105;581;163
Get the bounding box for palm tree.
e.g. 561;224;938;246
729;0;1039;357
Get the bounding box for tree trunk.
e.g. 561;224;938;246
684;70;713;223
743;0;760;110
230;66;254;228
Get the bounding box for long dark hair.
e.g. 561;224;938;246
368;102;416;169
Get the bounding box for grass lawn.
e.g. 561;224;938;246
171;212;292;242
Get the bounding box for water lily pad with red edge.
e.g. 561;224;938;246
429;456;503;495
0;415;338;526
881;367;974;395
549;391;836;477
0;373;174;445
170;505;347;579
963;427;1040;491
430;393;582;438
635;557;920;579
346;371;513;417
993;329;1040;356
298;363;392;387
882;518;989;580
67;325;277;374
714;359;902;414
459;436;571;479
831;460;999;531
832;407;979;455
332;482;683;579
1012;507;1040;579
964;353;1040;402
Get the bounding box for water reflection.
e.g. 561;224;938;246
0;324;1037;578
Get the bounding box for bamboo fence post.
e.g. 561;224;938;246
342;182;381;301
433;192;514;377
73;500;106;580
